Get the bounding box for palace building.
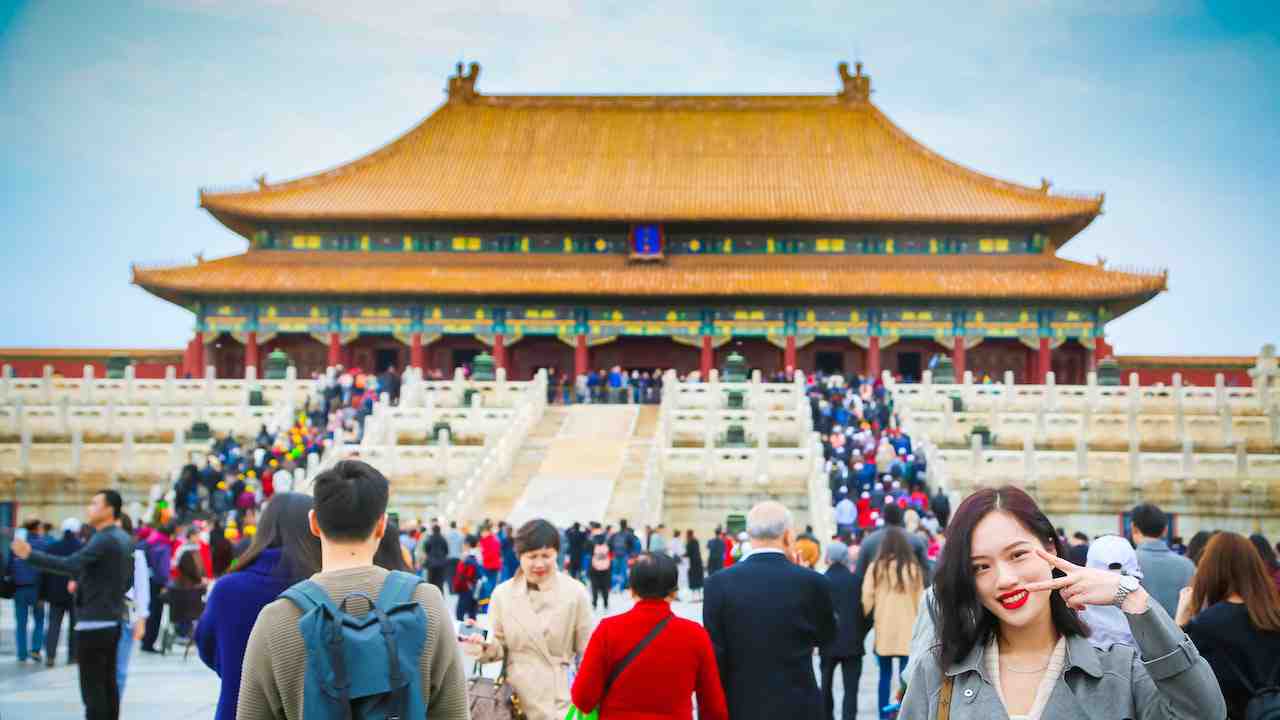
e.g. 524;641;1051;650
133;62;1167;383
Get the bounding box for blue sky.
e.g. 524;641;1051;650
1;0;1276;355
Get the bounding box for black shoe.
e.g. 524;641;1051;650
139;646;159;654
28;651;42;663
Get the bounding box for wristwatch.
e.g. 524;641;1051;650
1114;574;1141;607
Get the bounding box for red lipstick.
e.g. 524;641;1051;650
998;589;1029;610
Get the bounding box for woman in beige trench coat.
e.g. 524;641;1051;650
465;519;594;720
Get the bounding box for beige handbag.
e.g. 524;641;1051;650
467;653;526;720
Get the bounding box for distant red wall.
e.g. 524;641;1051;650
2;359;179;379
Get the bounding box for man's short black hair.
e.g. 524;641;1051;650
96;489;123;520
629;552;678;599
882;502;904;526
1131;503;1167;538
514;519;560;556
1072;531;1090;543
311;460;389;542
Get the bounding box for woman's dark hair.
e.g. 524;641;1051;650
1248;534;1277;570
1187;530;1219;566
514;519;560;556
176;549;205;587
872;527;922;593
1191;532;1280;632
629;552;678;599
374;518;411;572
119;513;134;534
933;486;1089;671
233;492;321;585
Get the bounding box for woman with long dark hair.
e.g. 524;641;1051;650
1247;533;1280;592
1186;530;1218;566
1177;532;1280;720
862;526;924;719
899;486;1224;720
195;493;321;720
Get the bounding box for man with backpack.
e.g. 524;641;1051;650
237;460;469;720
452;535;481;622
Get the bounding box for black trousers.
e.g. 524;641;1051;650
588;569;610;609
427;566;446;593
78;625;121;720
443;558;458;594
821;654;863;720
45;603;76;664
141;581;164;650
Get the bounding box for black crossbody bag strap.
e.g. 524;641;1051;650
601;615;672;698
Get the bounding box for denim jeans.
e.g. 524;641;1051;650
876;654;908;719
610;555;629;591
14;585;45;660
116;620;134;698
478;568;499;613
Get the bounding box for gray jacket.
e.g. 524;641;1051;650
898;600;1226;720
1134;540;1195;618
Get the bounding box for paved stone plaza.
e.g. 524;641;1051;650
0;585;889;719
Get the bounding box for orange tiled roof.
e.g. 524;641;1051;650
200;64;1102;228
133;251;1164;307
1115;355;1255;369
0;348;184;360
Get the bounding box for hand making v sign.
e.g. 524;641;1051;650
1025;547;1150;614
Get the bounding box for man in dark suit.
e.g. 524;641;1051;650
705;528;725;575
821;541;868;720
703;501;836;720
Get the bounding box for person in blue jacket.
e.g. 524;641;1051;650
196;493;320;720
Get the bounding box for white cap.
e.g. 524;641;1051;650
62;518;82;534
1087;535;1143;578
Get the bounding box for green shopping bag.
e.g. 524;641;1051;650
564;706;598;720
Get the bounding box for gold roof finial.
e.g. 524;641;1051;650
447;61;482;102
837;61;871;103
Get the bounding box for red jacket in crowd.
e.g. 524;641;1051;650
479;533;502;571
571;599;728;720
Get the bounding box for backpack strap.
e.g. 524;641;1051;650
376;570;423;613
374;570;423;720
282;581;354;720
602;615;671;698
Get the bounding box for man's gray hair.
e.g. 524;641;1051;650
746;501;793;541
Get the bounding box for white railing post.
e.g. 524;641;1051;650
164;365;176;405
124;364;137;404
82;364;95;405
204;365;216;405
42;364;54;404
70;427;83;477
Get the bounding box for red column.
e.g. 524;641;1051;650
191;332;204;377
574;334;589;378
410;332;424;370
952;339;966;380
784;335;797;375
245;331;259;375
1038;338;1052;382
700;335;714;378
493;333;507;371
328;332;342;367
867;336;881;379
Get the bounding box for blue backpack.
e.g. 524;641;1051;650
281;571;429;720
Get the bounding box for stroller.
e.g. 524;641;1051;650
159;585;206;658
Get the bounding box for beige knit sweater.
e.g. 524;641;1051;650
237;566;470;720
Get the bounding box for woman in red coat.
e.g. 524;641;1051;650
572;553;728;720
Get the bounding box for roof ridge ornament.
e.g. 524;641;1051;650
447;61;482;102
837;61;871;103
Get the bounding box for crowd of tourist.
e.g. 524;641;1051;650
4;363;1280;720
